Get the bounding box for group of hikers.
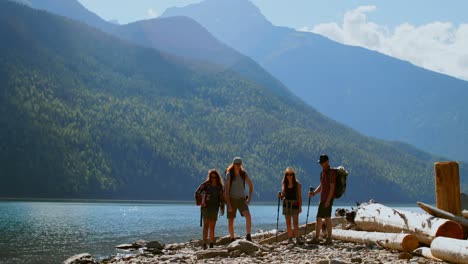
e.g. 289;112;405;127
195;154;338;249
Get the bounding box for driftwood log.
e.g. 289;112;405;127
259;217;344;244
354;203;463;245
430;237;468;264
418;201;468;240
332;229;419;252
413;247;442;262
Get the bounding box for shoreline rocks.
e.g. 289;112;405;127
65;230;449;264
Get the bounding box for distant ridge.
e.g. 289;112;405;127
162;0;468;162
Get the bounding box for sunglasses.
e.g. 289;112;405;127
286;173;294;176
210;175;217;179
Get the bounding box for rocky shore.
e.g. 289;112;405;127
64;231;447;264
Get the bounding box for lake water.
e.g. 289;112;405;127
0;201;423;264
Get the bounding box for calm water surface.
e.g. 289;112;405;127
0;201;422;264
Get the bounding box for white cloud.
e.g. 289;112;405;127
299;6;468;81
146;8;158;19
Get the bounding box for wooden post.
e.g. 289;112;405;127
435;161;461;216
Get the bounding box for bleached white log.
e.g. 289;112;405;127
413;247;442;261
259;217;344;244
354;203;463;245
431;237;468;264
417;201;468;229
332;229;418;252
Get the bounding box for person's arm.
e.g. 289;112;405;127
297;182;302;213
219;186;225;215
309;184;321;197
297;182;302;206
246;174;253;204
279;182;285;199
225;174;232;211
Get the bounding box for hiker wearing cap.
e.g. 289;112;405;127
225;157;254;241
278;167;303;244
195;169;225;249
308;154;336;245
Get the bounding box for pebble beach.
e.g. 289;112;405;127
65;230;446;264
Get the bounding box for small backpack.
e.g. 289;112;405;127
333;166;349;198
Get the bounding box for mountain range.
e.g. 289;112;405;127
162;0;468;163
1;0;466;202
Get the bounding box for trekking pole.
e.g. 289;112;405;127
276;191;281;242
304;186;314;235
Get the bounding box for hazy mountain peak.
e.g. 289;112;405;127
162;0;272;42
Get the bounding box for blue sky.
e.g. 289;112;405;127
77;0;468;81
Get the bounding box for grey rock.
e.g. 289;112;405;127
330;260;348;264
195;249;229;259
230;249;242;258
133;239;147;248
351;257;362;263
226;239;259;255
63;253;95;264
115;244;135;250
399;252;413;260
146;240;164;250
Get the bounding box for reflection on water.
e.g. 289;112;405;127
0;201;422;264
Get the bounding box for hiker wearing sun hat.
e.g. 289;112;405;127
278;167;303;244
224;157;254;242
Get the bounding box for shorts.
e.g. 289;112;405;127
227;198;249;219
202;207;219;221
317;200;334;218
282;200;299;216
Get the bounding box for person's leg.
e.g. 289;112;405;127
315;217;323;239
292;213;299;238
209;220;216;247
202;217;209;249
242;210;252;240
285;215;292;239
325;217;333;244
228;217;235;239
228;199;238;240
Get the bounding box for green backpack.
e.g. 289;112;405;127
333;166;349;199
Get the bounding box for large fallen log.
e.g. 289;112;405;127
431;237;468;264
417;201;468;229
413;247;442;262
354;203;463;245
332;229;418;252
259;217;344;244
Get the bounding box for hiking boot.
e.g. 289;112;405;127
202;243;207;250
288;237;294;244
324;238;333;245
209;242;214;248
230;237;236;242
246;234;252;242
308;237;320;244
295;237;304;245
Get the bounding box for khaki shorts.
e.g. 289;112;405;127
317;200;334;218
227;198;249;219
283;199;299;216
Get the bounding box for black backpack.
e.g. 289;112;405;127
333;166;349;198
